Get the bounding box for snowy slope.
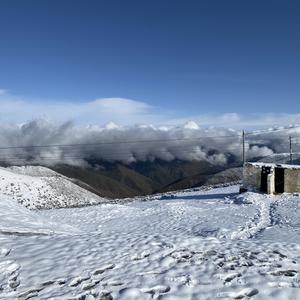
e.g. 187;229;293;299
0;166;108;209
7;165;63;177
0;183;300;299
0;194;81;236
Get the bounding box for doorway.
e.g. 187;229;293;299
275;167;285;193
261;166;271;192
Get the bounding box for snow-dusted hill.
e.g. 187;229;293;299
0;166;108;209
0;179;300;299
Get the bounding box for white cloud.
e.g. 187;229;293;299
0;119;242;166
168;113;300;130
0;92;166;125
1;89;300;130
247;145;274;158
1;118;298;166
0;90;299;166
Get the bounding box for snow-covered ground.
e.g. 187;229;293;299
0;167;300;299
0;166;107;209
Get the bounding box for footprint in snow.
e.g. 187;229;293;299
131;251;151;261
170;250;194;261
140;285;171;295
92;263;115;275
269;269;297;277
119;288;152;300
56;277;68;285
68;275;90;287
41;279;56;287
229;287;259;299
0;248;11;257
17;287;44;300
60;289;112;300
0;259;21;292
81;281;97;290
268;281;293;288
102;279;124;287
223;272;242;284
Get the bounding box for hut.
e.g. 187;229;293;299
242;162;300;194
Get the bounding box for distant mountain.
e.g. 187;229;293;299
0;153;243;199
255;153;300;165
51;164;142;199
131;159;220;188
205;167;243;185
49;159;240;198
158;167;242;193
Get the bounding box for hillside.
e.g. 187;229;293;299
256;153;300;165
156;167;242;193
50;159;229;198
205;167;243;185
51;164;141;199
0;166;108;209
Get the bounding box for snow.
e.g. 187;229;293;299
0;194;80;236
105;121;120;130
247;162;300;170
0;166;108;209
0;169;300;299
183;121;200;130
7;165;61;177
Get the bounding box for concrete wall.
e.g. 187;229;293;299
284;169;300;193
243;163;261;191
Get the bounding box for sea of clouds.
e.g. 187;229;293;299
0;119;298;167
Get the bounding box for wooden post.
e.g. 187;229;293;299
289;136;293;164
242;130;246;165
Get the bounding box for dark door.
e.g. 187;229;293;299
275;167;285;193
261;166;271;192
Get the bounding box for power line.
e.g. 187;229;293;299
0;134;241;151
2;148;299;166
0;146;239;163
0;141;241;157
246;125;300;136
0;142;244;159
0;125;299;151
1;125;300;166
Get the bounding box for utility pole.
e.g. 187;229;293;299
289;136;293;164
242;130;246;166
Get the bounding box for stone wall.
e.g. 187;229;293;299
243;163;300;194
284;169;300;193
243;163;261;191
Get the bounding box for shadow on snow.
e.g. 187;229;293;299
160;192;239;201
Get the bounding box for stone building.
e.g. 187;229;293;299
242;162;300;194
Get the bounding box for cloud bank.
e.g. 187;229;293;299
0;119;299;167
0;90;299;166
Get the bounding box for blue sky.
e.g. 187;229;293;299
0;0;300;127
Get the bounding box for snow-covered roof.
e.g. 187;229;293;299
246;162;300;170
